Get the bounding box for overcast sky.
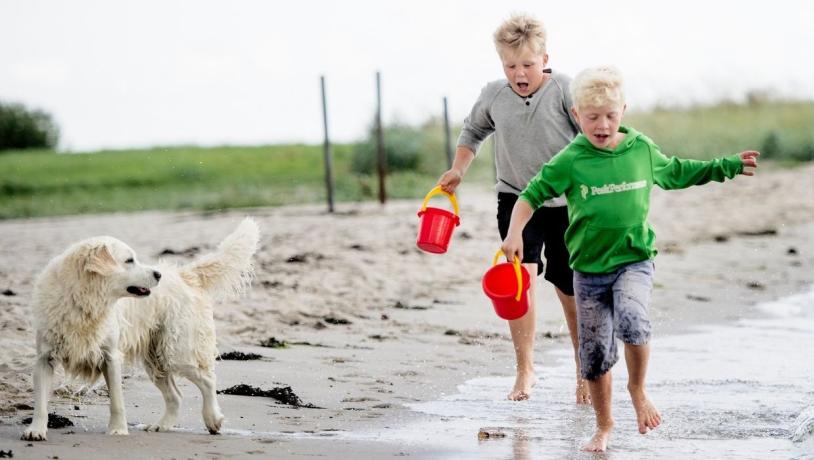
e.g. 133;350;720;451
2;0;812;151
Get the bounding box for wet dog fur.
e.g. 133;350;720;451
22;218;259;440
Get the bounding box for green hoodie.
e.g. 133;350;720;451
520;126;743;274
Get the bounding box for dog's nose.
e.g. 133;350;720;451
153;271;162;281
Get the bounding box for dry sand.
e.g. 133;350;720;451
0;163;812;459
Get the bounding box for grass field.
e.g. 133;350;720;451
0;143;487;219
1;101;811;219
625;101;814;160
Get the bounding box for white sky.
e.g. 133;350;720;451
2;0;812;151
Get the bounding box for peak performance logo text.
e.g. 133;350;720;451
581;180;647;199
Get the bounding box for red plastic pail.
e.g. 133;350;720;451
417;207;460;253
482;250;530;320
416;186;460;254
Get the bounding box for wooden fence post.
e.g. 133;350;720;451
375;71;386;204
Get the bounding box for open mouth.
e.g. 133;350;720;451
593;133;610;143
516;82;529;92
126;286;151;297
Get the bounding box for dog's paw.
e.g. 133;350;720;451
144;423;173;432
204;411;224;435
21;429;47;441
107;426;129;436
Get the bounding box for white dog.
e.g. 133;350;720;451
22;218;259;441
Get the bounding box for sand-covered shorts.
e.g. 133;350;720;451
574;259;654;380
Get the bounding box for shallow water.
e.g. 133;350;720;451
344;288;814;459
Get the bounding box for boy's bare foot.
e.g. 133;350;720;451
630;391;661;434
576;377;591;405
582;426;612;452
507;372;537;401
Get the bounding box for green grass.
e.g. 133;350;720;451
0;143;486;219
1;145;335;218
625;101;814;159
1;101;811;220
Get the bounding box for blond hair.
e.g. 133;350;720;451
493;14;547;57
571;65;625;109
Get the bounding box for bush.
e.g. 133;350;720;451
0;101;60;151
759;131;814;162
351;122;422;174
790;142;814;162
759;131;781;159
351;118;449;175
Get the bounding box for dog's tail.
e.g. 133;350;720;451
180;217;260;300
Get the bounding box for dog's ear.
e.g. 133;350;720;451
85;244;118;276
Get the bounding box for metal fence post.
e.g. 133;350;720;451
320;75;335;213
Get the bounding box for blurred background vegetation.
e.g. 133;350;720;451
0;102;60;152
1;96;812;219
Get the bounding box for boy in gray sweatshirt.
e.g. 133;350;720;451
436;13;586;403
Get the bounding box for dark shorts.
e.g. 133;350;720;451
497;192;574;296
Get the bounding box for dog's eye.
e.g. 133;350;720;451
125;258;134;264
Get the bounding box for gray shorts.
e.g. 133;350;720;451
574;260;654;380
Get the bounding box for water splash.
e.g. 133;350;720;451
792;405;814;443
383;287;814;459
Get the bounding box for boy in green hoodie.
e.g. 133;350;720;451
500;65;759;452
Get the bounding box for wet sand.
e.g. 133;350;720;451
0;163;812;459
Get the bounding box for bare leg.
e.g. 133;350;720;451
21;351;54;441
145;372;182;432
507;262;538;401
625;343;661;434
582;371;614;452
184;368;224;434
101;350;129;435
554;287;590;405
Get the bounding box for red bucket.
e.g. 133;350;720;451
416;186;460;254
482;250;530;320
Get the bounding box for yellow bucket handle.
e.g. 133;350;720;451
492;249;523;302
420;186;460;217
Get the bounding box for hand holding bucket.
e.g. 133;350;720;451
482;249;530;320
416;186;460;254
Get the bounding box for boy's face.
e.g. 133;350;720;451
571;102;626;149
499;45;548;97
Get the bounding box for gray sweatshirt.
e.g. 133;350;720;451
457;71;579;207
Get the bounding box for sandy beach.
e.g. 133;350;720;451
1;162;813;459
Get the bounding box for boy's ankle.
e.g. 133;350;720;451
516;363;535;375
597;419;615;431
627;383;647;397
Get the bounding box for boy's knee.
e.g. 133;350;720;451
579;341;617;381
582;359;614;381
615;310;651;344
616;323;650;345
618;327;650;345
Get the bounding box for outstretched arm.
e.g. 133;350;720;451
739;150;760;176
652;147;759;190
500;199;535;263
